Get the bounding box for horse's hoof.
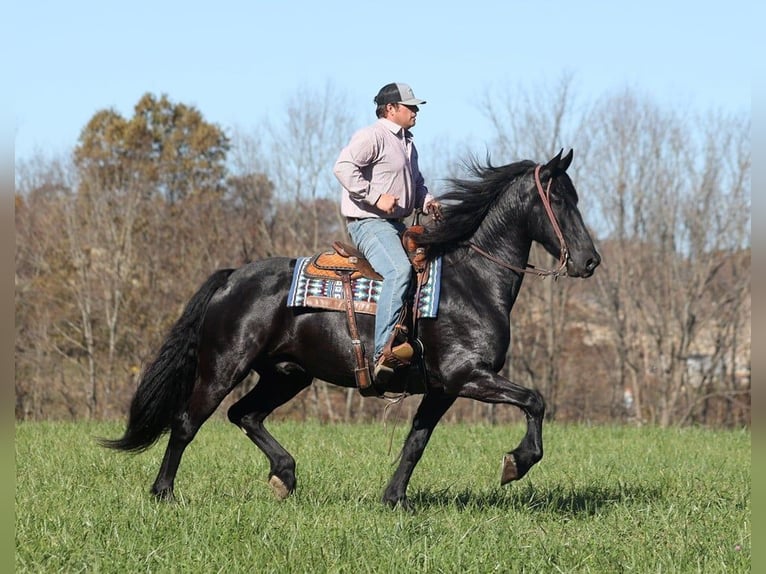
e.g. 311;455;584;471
268;475;291;500
382;495;413;512
500;453;519;485
152;487;175;502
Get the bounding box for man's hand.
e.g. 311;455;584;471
376;193;399;214
425;200;443;221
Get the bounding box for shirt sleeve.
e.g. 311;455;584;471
333;129;382;207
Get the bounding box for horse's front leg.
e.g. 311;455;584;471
382;389;456;509
458;369;546;484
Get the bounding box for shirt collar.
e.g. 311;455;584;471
378;118;412;139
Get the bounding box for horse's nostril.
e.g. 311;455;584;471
586;257;600;272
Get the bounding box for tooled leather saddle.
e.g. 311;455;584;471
301;225;430;396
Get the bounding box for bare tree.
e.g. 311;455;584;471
59;169;145;417
480;73;586;421
581;92;750;426
265;81;353;253
226;130;278;261
15;154;78;417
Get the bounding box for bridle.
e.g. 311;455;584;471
468;164;570;278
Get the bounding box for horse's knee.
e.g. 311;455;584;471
228;403;265;434
226;404;240;426
227;403;251;427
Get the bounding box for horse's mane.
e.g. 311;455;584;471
419;158;536;252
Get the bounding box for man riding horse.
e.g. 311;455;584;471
334;82;440;387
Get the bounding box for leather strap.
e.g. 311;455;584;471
339;272;377;396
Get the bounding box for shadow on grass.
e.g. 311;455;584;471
408;481;667;516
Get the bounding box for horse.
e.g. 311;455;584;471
101;148;601;509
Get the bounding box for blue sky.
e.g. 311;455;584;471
10;0;755;163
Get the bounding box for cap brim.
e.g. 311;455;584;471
399;98;426;105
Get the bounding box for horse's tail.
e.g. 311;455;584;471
99;268;235;453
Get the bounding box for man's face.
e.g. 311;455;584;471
387;103;419;130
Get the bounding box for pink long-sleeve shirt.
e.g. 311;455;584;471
334;118;433;219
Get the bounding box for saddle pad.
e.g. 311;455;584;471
287;256;442;319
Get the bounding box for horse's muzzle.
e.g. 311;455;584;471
567;252;601;278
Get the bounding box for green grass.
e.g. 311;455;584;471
16;420;750;573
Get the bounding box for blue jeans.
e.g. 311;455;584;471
347;218;411;360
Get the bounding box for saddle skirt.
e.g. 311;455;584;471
287;253;442;319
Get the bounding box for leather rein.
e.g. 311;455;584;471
468;164;569;278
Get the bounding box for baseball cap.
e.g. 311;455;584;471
374;83;427;106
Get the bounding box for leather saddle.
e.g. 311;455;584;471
305;225;428;282
306;241;382;281
302;225;430;396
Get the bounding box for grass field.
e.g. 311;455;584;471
16;419;750;573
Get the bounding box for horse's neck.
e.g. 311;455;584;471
442;237;529;313
471;222;533;273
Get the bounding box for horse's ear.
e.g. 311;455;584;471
542;148;573;178
541;149;564;179
559;148;573;172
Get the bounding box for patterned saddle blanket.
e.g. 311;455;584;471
287;255;442;319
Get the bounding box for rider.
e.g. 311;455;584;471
333;82;439;385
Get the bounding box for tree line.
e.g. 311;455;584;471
14;80;750;427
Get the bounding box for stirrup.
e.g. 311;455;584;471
373;342;414;385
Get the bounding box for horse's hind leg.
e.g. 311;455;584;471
227;365;312;500
151;367;251;500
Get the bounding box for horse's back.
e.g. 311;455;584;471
204;257;295;328
200;256;360;384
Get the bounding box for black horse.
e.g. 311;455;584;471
102;149;600;509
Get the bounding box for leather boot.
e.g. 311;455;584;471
373;341;414;385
